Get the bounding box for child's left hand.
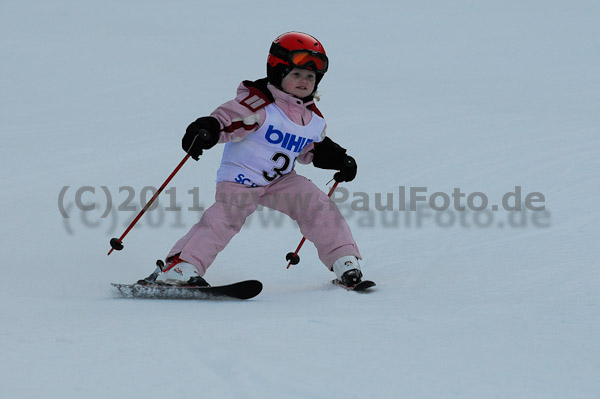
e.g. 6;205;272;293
334;155;357;182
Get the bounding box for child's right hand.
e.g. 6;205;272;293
182;117;220;160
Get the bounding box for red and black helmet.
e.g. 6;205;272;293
267;32;328;93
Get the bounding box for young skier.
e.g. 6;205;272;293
157;32;364;287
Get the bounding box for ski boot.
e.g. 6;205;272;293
155;255;209;286
333;256;363;287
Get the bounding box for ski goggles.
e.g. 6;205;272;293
289;50;328;73
270;44;329;74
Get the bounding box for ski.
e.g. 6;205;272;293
332;279;376;292
111;280;263;300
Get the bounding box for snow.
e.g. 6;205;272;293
1;0;599;398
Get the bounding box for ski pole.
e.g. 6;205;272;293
285;180;339;269
107;153;190;255
108;130;211;255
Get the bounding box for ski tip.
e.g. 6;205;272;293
332;279;376;292
232;280;263;299
354;280;376;291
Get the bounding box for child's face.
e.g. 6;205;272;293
281;68;316;98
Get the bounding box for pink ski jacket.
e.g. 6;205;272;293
209;80;327;164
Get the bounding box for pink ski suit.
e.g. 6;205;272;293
167;80;361;275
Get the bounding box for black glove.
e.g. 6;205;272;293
182;117;220;160
312;137;357;182
333;155;357;182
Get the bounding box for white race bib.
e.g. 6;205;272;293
217;104;325;187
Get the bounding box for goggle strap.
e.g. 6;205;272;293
269;43;291;62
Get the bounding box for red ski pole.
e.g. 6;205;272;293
108;129;213;255
108;153;191;255
285;180;339;269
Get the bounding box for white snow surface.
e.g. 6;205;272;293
1;1;599;398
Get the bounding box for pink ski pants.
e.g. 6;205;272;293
167;171;361;275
